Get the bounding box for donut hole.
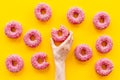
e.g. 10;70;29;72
73;12;79;18
54;42;62;46
57;30;63;36
11;27;16;32
12;60;17;66
99;16;105;23
40;8;46;15
37;58;43;64
101;41;107;47
30;35;35;41
81;49;86;55
101;64;107;70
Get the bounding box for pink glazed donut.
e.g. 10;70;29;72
67;7;85;24
95;58;113;76
93;12;110;30
31;52;49;70
96;35;113;53
74;44;92;61
51;25;69;42
34;3;52;21
24;30;42;48
6;55;24;72
5;21;22;38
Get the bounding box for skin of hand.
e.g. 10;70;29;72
51;31;73;80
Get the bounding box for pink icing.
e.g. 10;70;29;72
74;44;92;61
93;12;110;30
51;25;69;42
6;54;24;72
34;3;52;21
96;35;113;53
5;21;22;38
67;7;84;24
24;30;42;48
31;52;49;70
95;58;113;76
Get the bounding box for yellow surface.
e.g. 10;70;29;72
0;0;120;80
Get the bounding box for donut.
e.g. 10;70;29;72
93;12;110;30
67;7;85;24
74;44;92;61
51;25;69;42
5;21;22;38
6;54;24;72
34;3;52;21
95;58;113;76
24;30;42;48
96;35;113;53
31;52;49;70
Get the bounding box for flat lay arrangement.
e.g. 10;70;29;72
0;0;119;80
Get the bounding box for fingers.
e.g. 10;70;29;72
65;31;73;44
69;31;73;46
68;31;73;44
50;38;57;49
60;31;73;47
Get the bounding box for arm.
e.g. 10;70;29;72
51;31;73;80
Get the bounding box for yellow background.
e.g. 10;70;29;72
0;0;120;80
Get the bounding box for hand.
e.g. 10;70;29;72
51;31;73;61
